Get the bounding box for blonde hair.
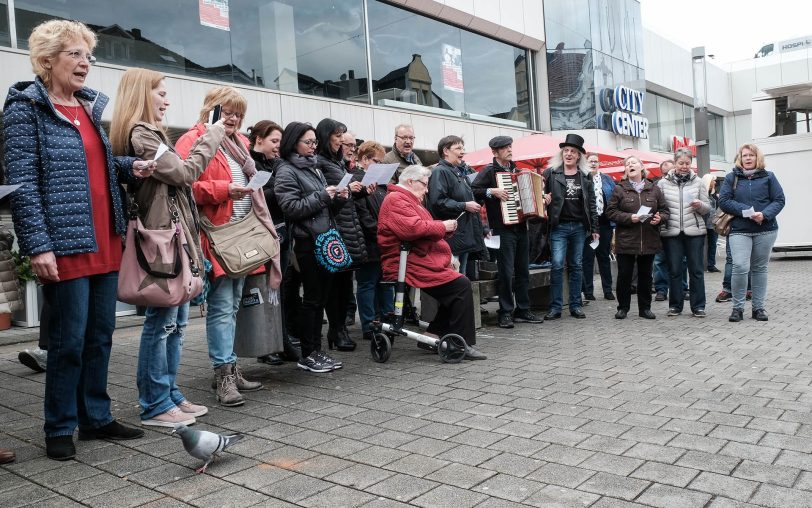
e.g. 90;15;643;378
735;143;766;170
196;86;248;129
28;20;97;88
110;68;166;156
622;155;647;180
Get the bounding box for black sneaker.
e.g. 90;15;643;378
78;420;144;441
514;311;543;324
667;308;681;317
498;314;514;328
584;294;596;301
729;309;743;322
297;353;333;373
692;309;706;318
314;350;343;370
45;436;76;461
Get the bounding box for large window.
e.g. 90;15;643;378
13;0;369;101
646;91;725;158
367;1;530;127
0;0;9;47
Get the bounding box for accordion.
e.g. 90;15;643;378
495;171;545;225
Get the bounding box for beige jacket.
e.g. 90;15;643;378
128;121;225;273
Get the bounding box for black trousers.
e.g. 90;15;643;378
495;227;530;316
422;276;476;346
616;253;654;312
325;270;353;335
295;251;334;358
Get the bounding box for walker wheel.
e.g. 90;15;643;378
438;334;467;364
370;333;392;363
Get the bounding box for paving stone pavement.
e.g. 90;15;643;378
1;256;811;507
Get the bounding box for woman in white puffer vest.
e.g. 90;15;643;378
657;148;711;318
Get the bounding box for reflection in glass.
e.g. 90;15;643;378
0;1;9;47
13;0;368;102
548;47;595;130
367;0;529;127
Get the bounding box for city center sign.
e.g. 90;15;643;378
598;85;649;139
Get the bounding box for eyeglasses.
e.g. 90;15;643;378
299;139;318;146
220;110;243;120
371;158;382;164
341;142;356;149
396;135;416;142
60;50;96;64
413;179;429;187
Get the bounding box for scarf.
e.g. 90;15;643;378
631;179;645;193
221;134;256;178
743;168;758;178
288;153;318;170
675;171;691;183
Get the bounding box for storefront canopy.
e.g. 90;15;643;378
463;133;683;181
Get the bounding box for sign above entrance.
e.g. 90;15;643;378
598;85;649;139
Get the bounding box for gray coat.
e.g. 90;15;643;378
657;171;711;237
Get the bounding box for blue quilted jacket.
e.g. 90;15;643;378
3;78;137;257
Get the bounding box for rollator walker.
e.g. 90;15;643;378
370;241;468;363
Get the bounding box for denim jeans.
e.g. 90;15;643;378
356;261;394;333
706;229;719;269
729;231;777;311
653;251;669;294
206;275;245;367
137;303;189;419
549;222;586;313
722;238;751;292
42;272;118;437
582;221;613;297
662;234;706;313
458;252;470;275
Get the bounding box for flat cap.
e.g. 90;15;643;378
489;136;513;149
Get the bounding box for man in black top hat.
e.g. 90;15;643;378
472;136;544;328
541;133;599;320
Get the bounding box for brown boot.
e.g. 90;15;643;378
214;364;244;407
0;448;14;464
233;363;262;392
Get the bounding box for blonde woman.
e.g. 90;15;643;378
176;87;282;405
3;20;153;460
110;68;226;426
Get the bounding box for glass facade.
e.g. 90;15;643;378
4;0;529;127
646;91;725;159
545;0;644;131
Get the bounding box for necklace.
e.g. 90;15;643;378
48;93;81;126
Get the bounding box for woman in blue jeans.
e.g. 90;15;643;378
718;143;785;322
111;68;226;426
657;148;711;317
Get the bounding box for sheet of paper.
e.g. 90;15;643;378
246;171;272;191
153;143;170;161
636;205;651;216
589;238;600;250
484;235;500;249
336;172;354;191
360;163;399;186
742;206;755;218
0;184;21;201
466;172;478;183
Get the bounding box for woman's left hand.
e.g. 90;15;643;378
348;181;363;193
132;160;156;179
650;212;662;225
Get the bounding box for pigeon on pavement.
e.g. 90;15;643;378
171;424;244;473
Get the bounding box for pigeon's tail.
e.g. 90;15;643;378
221;433;244;451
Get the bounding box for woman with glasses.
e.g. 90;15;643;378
315;118;367;351
427;135;485;275
3;20;153;460
175;86;281;406
275;122;349;372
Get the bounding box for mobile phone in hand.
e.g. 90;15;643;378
208;105;221;124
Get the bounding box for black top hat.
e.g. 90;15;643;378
559;133;586;154
488;135;513;149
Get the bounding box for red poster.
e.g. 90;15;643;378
199;0;230;31
442;44;463;93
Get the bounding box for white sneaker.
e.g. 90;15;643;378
178;400;208;417
141;407;195;427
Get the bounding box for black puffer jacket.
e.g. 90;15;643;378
274;155;345;253
350;168;387;262
427;159;485;255
251;149;285;226
317;154;368;265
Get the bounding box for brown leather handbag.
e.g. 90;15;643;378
200;207;279;278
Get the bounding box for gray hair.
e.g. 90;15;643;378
394;124;414;136
398;164;431;184
547;148;589;173
673;147;694;162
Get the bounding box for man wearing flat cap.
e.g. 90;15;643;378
541;133;599;320
472;136;544;329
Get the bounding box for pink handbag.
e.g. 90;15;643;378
117;206;203;307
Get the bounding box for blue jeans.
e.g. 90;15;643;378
706;230;719;269
458;252;470;275
723;238;751;292
653;251;669;294
662;234;706;313
549;222;586;313
42;272;118;437
137;303;189;419
356;261;394;333
206;275;245;367
729;231;777;311
582;221;613;296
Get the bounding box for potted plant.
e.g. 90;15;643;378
11;250;41;327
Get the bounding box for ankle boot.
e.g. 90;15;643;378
280;335;301;362
233;363;262;392
214;364;244;407
328;328;356;351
